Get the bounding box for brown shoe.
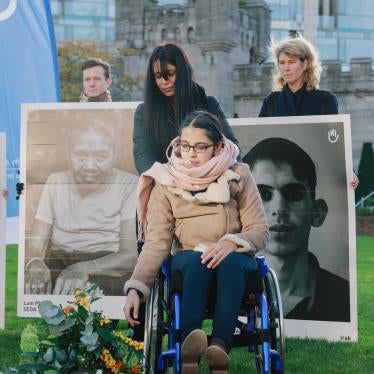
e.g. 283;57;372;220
181;329;208;374
204;344;230;374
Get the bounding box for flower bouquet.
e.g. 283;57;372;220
14;284;143;373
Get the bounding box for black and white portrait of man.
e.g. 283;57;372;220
231;115;357;341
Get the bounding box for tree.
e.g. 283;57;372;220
58;42;143;102
356;142;374;201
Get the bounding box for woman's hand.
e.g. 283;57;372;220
201;240;237;269
124;289;141;327
1;188;9;199
351;173;359;190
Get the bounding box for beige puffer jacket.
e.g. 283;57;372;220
124;163;268;298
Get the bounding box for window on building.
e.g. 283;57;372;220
267;0;303;22
175;27;181;42
161;29;167;40
187;27;195;43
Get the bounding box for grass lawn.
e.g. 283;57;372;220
1;237;373;373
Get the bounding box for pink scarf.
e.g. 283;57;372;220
137;136;239;240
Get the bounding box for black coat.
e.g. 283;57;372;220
259;84;338;117
133;96;238;174
286;253;350;322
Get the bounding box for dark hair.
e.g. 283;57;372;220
179;111;223;144
143;43;208;141
243;138;317;199
82;58;111;79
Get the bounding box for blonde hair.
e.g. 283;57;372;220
270;35;322;91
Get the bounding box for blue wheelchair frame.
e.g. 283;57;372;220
143;256;284;374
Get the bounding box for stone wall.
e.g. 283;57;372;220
115;0;270;115
114;1;373;169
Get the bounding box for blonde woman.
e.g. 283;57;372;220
259;35;359;188
259;35;337;117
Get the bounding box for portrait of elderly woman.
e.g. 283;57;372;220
24;110;138;296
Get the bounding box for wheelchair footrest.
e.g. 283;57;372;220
158;345;181;372
231;329;270;347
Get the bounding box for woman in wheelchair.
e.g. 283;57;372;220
124;111;269;373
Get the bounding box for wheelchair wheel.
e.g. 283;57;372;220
265;268;285;363
253;268;285;374
258;268;284;374
252;305;266;374
143;274;166;374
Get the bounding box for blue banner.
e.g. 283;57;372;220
0;0;60;217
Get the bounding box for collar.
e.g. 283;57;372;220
167;169;240;204
79;90;112;102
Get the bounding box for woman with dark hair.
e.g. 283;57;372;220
133;43;238;175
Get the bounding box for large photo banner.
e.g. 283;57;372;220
0;0;60;242
18;103;139;319
230;115;357;342
0;133;6;329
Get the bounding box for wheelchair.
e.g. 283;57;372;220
142;255;285;373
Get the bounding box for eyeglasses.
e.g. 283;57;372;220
177;143;214;153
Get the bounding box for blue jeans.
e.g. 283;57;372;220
170;250;258;349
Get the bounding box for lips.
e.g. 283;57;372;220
81;173;100;181
269;224;296;239
270;224;295;233
162;87;174;94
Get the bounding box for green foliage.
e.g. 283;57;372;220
2;242;374;373
356;207;374;216
20;324;40;353
58;42;143;102
11;284;143;373
356;142;374;201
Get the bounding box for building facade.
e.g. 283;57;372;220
50;0;374;167
268;0;374;68
115;0;271;113
50;0;116;43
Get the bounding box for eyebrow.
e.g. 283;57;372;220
257;184;273;190
154;68;176;74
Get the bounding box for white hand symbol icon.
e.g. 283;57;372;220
328;128;339;143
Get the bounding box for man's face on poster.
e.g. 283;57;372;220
70;130;115;186
251;160;315;257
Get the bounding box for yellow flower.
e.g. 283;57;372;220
100;317;111;326
100;348;118;370
74;295;90;309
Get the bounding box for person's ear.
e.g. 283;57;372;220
302;58;309;71
311;199;328;227
213;142;223;154
106;77;112;89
